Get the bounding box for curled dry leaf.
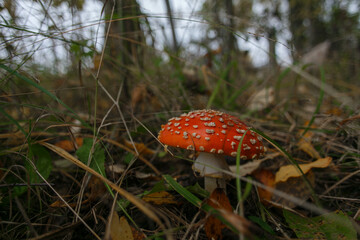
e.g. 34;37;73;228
275;157;332;183
54;137;83;152
142;191;179;205
252;169;275;205
297;121;321;159
229;159;266;177
110;212;133;240
205;188;233;240
123;139;155;156
254;169;315;208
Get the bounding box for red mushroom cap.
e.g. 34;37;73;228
158;109;265;160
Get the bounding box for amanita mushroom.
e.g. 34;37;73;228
158;109;265;193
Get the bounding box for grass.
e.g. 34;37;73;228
1;3;360;240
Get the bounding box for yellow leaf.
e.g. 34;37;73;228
297;122;321;159
297;138;321;159
275;157;332;183
142;191;178;205
110;212;134;240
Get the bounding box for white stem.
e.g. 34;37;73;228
192;152;230;193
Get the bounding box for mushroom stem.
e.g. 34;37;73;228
192;152;230;193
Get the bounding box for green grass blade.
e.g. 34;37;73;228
0;64;90;128
302;67;325;137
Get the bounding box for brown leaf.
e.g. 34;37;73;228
87;176;107;202
272;171;315;208
50;199;78;208
110;212;134;240
54;137;83;152
130;226;146;240
275;157;332;183
252;169;275;205
142;191;178;205
123;139;155;156
254;168;317;208
205;188;233;240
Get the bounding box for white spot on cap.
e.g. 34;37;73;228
257;136;263;141
218;149;224;154
175;131;180;135
199;146;205;151
205;137;210;141
252;154;257;159
187;145;194;150
192;133;197;137
183;131;188;136
193;125;198;129
243;144;251;150
185;123;189;126
236;129;246;134
208;122;216;127
174;122;180;127
231;152;237;157
174;117;182;121
250;139;257;145
206;129;215;134
219;118;224;122
221;130;226;134
196;135;201;139
222;125;227;129
185;118;190;122
210;148;216;153
231;141;236;149
233;135;243;141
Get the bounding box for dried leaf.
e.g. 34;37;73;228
275;157;332;183
217;208;257;239
297;122;321;159
55;137;83;152
205;188;233;240
297;138;321;159
87;176;107;202
50;199;78;208
247;87;274;111
272;171;315;208
123;139;155;156
229;159;266;177
254;170;316;208
142;191;178;205
130;226;146;240
252;169;275;205
108;164;126;174
110;212;134;240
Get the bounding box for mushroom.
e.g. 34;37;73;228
158;109;265;193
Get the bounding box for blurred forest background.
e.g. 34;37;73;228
1;0;360;239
